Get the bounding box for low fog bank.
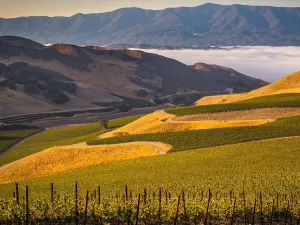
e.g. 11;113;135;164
138;47;300;83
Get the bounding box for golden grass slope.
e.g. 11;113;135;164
0;142;171;184
101;110;271;138
196;71;300;106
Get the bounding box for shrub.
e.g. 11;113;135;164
136;89;148;97
154;98;164;105
100;120;108;130
176;104;185;108
118;104;133;112
0;63;6;75
50;92;70;104
6;80;16;90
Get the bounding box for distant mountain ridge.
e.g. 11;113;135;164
1;3;300;46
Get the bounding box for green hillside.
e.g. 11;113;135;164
167;93;300;116
0;137;299;198
89;116;300;152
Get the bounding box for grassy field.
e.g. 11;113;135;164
0;129;42;153
0;137;299;198
167;93;300;116
0;115;142;167
107;115;144;129
89;116;300;152
0;142;165;184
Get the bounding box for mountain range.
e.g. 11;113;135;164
0;3;300;46
0;36;267;117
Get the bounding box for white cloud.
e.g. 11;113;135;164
139;47;300;83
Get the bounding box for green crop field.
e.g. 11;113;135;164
166;93;300;116
0;115;142;167
89;116;300;152
107;115;144;129
1;137;299;198
0;129;42;154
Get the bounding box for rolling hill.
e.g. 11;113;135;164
1;3;300;46
196;71;300;105
0;36;267;117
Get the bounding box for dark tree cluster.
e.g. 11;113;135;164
1;62;76;104
136;89;149;97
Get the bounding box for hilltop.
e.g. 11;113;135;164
0;36;266;117
1;4;300;46
196;71;300;105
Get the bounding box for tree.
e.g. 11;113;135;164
154;98;164;105
6;80;16;90
118;104;133;112
136;89;148;97
100;120;108;130
0;63;6;75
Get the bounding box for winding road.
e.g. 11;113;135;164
0;130;46;158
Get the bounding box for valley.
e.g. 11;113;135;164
0;35;299;224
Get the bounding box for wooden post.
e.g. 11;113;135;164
25;186;29;225
252;198;256;225
125;185;128;204
204;190;212;225
135;194;141;225
260;192;264;225
97;186;101;205
243;192;247;225
74;182;78;225
144;188;147;205
143;188;147;225
230;197;237;225
165;190;168;204
182;190;187;223
270;199;274;225
174;195;180;225
50;183;54;203
158;188;162;225
84;191;89;225
15;183;19;205
297;211;300;225
285;200;290;224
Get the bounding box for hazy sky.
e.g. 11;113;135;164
1;0;300;18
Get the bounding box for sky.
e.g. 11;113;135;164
140;47;300;82
1;0;300;18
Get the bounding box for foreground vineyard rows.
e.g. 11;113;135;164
1;184;300;224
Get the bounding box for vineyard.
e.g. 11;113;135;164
167;93;300;116
1;184;300;224
89;116;300;152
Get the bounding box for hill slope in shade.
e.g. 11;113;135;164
1;4;300;46
196;71;300;105
0;36;267;117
